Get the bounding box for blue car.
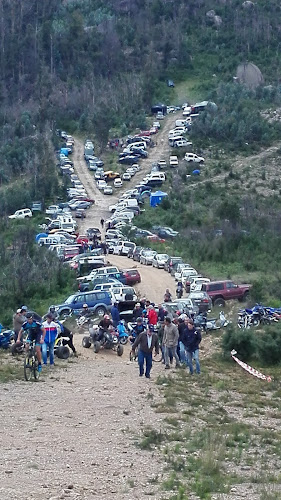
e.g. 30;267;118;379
54;291;112;318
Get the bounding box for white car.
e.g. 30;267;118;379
158;160;167;169
45;205;62;215
184;153;205;163
114;178;123;188
126;167;137;176
152;254;169;268
8;208;32;220
189;277;210;292
103;186;113;195
97;180;107;190
123;172;131;181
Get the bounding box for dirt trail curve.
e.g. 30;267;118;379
0;114;181;500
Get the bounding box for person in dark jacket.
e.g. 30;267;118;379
111;303;120;327
182;319;201;374
132;324;159;378
132;303;143;320
157;304;166;323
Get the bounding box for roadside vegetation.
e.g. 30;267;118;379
135;337;281;499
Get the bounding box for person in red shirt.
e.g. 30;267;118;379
147;305;158;325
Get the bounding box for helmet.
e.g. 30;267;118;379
26;312;33;319
104;314;110;320
49;306;55;312
83;304;88;309
21;305;28;311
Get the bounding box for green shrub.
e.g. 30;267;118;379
256;326;281;365
221;326;257;361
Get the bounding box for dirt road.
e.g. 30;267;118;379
0;114;182;500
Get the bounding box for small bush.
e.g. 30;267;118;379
256;326;281;365
221;325;257;361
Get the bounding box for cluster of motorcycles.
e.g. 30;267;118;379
237;304;281;329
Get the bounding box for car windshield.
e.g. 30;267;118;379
158;254;169;259
145;251;156;257
64;295;76;304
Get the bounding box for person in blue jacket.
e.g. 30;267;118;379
42;313;58;367
182;319;201;374
111;302;120;327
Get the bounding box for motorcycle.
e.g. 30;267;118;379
176;287;183;299
194;312;229;332
82;326;123;356
116;321;129;345
237;304;277;329
0;329;15;350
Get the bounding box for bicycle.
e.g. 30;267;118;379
24;340;40;381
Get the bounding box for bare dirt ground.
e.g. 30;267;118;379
0;114;182;500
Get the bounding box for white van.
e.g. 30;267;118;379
127;141;147;150
113;241;136;256
147;172;166;182
169;156;179;168
94;283;137;302
77;266;119;282
109;198;138;212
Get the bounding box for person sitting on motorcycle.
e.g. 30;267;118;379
129;317;146;343
164;289;172;302
80;304;92;318
97;314;113;342
176;282;183;298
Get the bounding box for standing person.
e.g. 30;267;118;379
17;313;45;373
131;324;159;379
111;302;120;327
42;313;58;367
147;305;158;325
157;304;166;323
100;218;104;229
133;302;143;320
163;317;180;369
13;308;26;341
178;316;187;363
182;319;201;374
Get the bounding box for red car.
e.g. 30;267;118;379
76;235;89;245
136;130;152;137
122;269;141;285
147;235;165;243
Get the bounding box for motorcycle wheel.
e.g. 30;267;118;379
119;336;128;345
82;336;91;348
93;341;101;353
117;344;124;356
11;343;22;356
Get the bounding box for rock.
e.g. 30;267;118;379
214;15;223;26
206;10;216;18
67;485;74;489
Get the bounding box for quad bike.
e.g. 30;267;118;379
82;326;123;356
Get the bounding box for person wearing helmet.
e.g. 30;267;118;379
129;317;146;343
80;304;92;319
97;314;113;342
176;281;183;299
17;313;46;373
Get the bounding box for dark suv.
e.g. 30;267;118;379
202;281;251;307
164;257;183;274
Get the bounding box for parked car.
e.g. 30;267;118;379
187;291;212;314
45;205;63;215
114;178;123;188
54;291;112;317
140;250;157;265
189;277;210;293
184;153;205;163
158;160;167;169
123;172;131;181
113;241;136;256
201;281;251;307
104;186;113;195
9;208;32;220
162;300;198;317
164;257;183;274
152;253;169;268
69;201;91;210
75;209;86;219
130;246;144;261
119;156;140;165
122;268;141;285
157;227;178;239
97;180;107;190
86;227;101;240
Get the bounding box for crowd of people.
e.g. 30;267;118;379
11;297;201;379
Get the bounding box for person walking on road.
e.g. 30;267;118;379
182;319;201;374
163;317;180;369
131;324;159;378
100;218;104;229
42;313;58;367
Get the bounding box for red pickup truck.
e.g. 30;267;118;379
201;280;251;307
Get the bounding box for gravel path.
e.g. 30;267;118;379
0;114;181;500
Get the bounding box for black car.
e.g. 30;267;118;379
164;256;183;273
130;148;148;158
119;156;140;165
86;227;101;240
157;228;179;239
187;291;212;314
132;246;148;262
